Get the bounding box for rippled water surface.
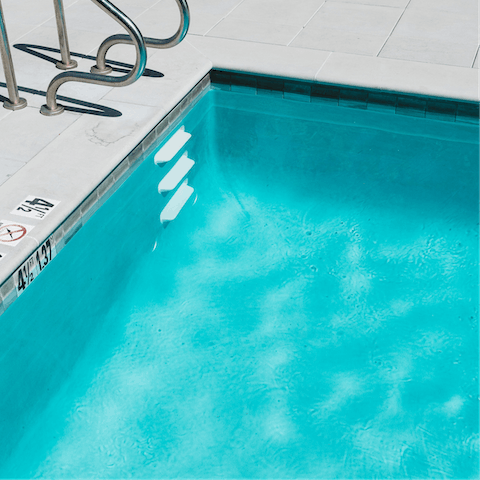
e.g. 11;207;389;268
0;90;478;478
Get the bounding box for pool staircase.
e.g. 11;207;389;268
155;126;196;224
158;153;195;194
154;127;191;165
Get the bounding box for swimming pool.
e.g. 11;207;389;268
0;84;478;478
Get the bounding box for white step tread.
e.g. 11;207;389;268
154;127;191;164
158;154;195;194
160;182;194;224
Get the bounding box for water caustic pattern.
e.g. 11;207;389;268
0;91;478;478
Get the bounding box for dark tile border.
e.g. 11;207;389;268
210;70;480;125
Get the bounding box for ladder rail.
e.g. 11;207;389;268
91;0;189;75
53;0;78;70
40;0;147;116
0;0;27;110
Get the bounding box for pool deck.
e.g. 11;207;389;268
0;0;478;308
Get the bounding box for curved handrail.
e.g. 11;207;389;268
0;0;27;110
40;0;147;116
91;0;189;75
53;0;78;70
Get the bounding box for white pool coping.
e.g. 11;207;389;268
0;0;478;315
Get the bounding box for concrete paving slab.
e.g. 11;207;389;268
302;2;404;36
328;0;409;6
42;0;143;34
380;36;478;68
0;105;12;122
12;25;110;64
102;41;212;106
0;22;37;44
187;36;331;81
316;52;478;102
408;0;477;14
131;0;227;38
387;7;476;43
188;0;243;17
0;158;26;187
291;2;403;55
206;17;302;46
225;0;325;27
188;13;224;35
0;106;80;163
130;0;185;39
291;28;390;56
117;0;164;10
1;0;60;26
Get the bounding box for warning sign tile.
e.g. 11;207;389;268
0;220;34;247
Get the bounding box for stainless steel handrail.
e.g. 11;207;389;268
91;0;189;75
40;0;147;116
53;0;78;70
0;0;27;110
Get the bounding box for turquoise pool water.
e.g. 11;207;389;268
0;89;478;478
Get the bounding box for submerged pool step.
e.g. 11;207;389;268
158;153;195;194
154;126;191;165
160;181;194;224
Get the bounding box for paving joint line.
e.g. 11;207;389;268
376;0;413;57
470;46;479;68
313;50;332;81
203;0;247;37
287;0;326;47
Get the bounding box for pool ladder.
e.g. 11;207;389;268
0;0;190;115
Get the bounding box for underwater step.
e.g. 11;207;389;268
154;126;191;165
158;153;195;194
160;182;194;224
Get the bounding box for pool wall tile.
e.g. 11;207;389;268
211;82;231;92
51;225;68;255
367;92;397;112
79;191;100;224
167;103;184;127
311;84;340;105
456;103;480;124
396;96;427;117
210;71;232;91
97;175;116;203
339;88;368;109
257;77;284;91
425;100;457;122
257;88;283;98
284;81;311;102
231;84;257;94
257;77;284;98
210;69;476;125
140;128;160;156
0;277;16;312
231;73;257;94
62;210;84;246
127;143;145;167
113;157;133;184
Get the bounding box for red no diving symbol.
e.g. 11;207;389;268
0;224;27;243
